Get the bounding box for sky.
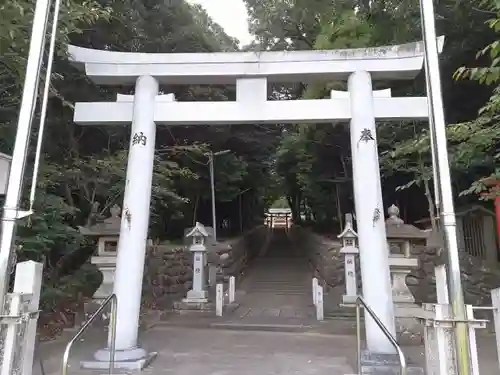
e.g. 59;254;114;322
187;0;254;46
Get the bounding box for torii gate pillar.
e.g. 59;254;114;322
84;75;159;370
349;71;396;353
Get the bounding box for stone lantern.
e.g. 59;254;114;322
386;204;427;336
0;152;12;195
79;205;121;300
184;222;209;303
386;204;427;303
338;213;359;304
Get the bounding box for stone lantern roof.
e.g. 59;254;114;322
79;204;121;236
338;213;358;239
385;204;427;240
185;222;209;238
339;214;358;255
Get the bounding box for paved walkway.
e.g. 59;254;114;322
33;229;500;374
34;324;500;375
37;326;359;375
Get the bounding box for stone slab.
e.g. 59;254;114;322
80;352;157;371
174;300;214;311
361;350;423;375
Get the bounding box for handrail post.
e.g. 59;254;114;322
355;296;407;375
61;294;118;375
356;302;362;374
109;294;117;375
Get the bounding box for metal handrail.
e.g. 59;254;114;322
355;296;407;375
61;294;117;375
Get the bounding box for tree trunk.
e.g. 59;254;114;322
424;178;437;230
192;193;200;225
335;183;342;226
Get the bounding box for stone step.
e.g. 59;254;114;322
246;281;310;285
245;278;310;281
359;365;424;374
246;274;310;277
245;286;310;290
239;284;310;289
246;284;310;288
244;285;310;290
210;321;314;332
245;290;310;295
247;284;309;286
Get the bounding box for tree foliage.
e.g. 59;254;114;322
248;0;498;230
1;0;280;319
3;0;500;323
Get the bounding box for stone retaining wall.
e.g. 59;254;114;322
288;226;345;291
290;226;500;311
408;245;500;309
142;225;269;309
142;244;191;309
215;225;270;280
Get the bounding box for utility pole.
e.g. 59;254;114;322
419;0;471;372
0;0;61;311
207;150;230;242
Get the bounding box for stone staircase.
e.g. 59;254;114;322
241;258;312;295
228;229;315;322
240;229;311;295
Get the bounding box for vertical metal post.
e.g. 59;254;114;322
1;294;22;375
419;0;470;373
356;301;362;374
0;0;52;311
109;295;117;375
491;288;500;373
465;305;479;375
216;283;223;316
316;285;324;321
312;277;318;305
424;57;441;218
229;276;235;304
209;153;217;241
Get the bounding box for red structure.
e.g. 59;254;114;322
481;176;500;244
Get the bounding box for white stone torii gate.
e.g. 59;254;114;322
69;37;443;369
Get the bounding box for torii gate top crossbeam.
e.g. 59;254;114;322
68;37;444;85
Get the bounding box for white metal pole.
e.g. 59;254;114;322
419;0;470;372
29;0;63;210
209;153;217;241
0;0;52;311
424;57;441;219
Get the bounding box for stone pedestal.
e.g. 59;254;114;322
388;256;418;304
394;304;425;344
91;255;117;298
389;256;422;342
185;248;208;302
